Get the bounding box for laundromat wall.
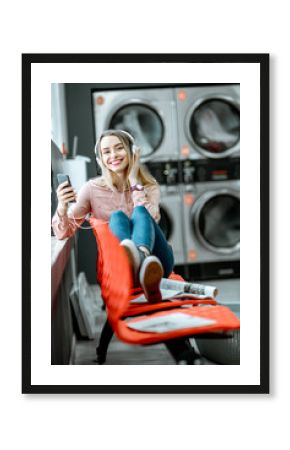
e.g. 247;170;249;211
64;83;240;283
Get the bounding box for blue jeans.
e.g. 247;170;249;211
109;206;174;277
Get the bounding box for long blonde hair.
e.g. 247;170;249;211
94;129;157;191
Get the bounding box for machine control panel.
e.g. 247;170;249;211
145;161;181;185
182;158;240;183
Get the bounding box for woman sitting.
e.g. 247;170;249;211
52;129;174;302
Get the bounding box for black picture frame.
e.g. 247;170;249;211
22;53;269;394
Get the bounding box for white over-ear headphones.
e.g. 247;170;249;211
118;130;138;153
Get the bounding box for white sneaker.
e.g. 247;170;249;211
120;239;141;284
139;256;164;303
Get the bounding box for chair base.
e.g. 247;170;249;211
96;319;203;365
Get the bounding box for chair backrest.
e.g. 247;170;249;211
89;218;133;323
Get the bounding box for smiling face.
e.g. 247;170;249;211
100;134;130;176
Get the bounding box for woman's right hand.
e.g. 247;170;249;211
56;181;77;216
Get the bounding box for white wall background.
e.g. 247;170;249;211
0;1;286;449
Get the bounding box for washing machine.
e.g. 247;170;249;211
181;158;240;280
175;84;240;160
92;87;178;162
145;161;186;268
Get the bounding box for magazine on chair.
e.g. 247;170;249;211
131;278;218;304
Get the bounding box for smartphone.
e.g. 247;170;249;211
56;173;76;202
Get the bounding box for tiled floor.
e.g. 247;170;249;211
73;278;240;365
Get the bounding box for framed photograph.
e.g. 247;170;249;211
22;53;269;394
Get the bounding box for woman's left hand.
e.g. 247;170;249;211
129;147;141;185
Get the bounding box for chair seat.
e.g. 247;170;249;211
116;305;240;345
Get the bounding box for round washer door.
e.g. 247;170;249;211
109;102;164;158
159;206;173;241
187;96;240;159
191;190;240;254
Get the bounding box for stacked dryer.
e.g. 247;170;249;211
92;87;186;273
175;85;240;279
93;87;179;161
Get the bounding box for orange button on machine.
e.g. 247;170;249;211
188;249;198;261
181;145;190;157
95;95;105;105
177;89;187;101
184;193;195;206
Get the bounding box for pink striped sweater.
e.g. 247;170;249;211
52;177;161;240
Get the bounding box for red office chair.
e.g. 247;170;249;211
90;218;240;365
